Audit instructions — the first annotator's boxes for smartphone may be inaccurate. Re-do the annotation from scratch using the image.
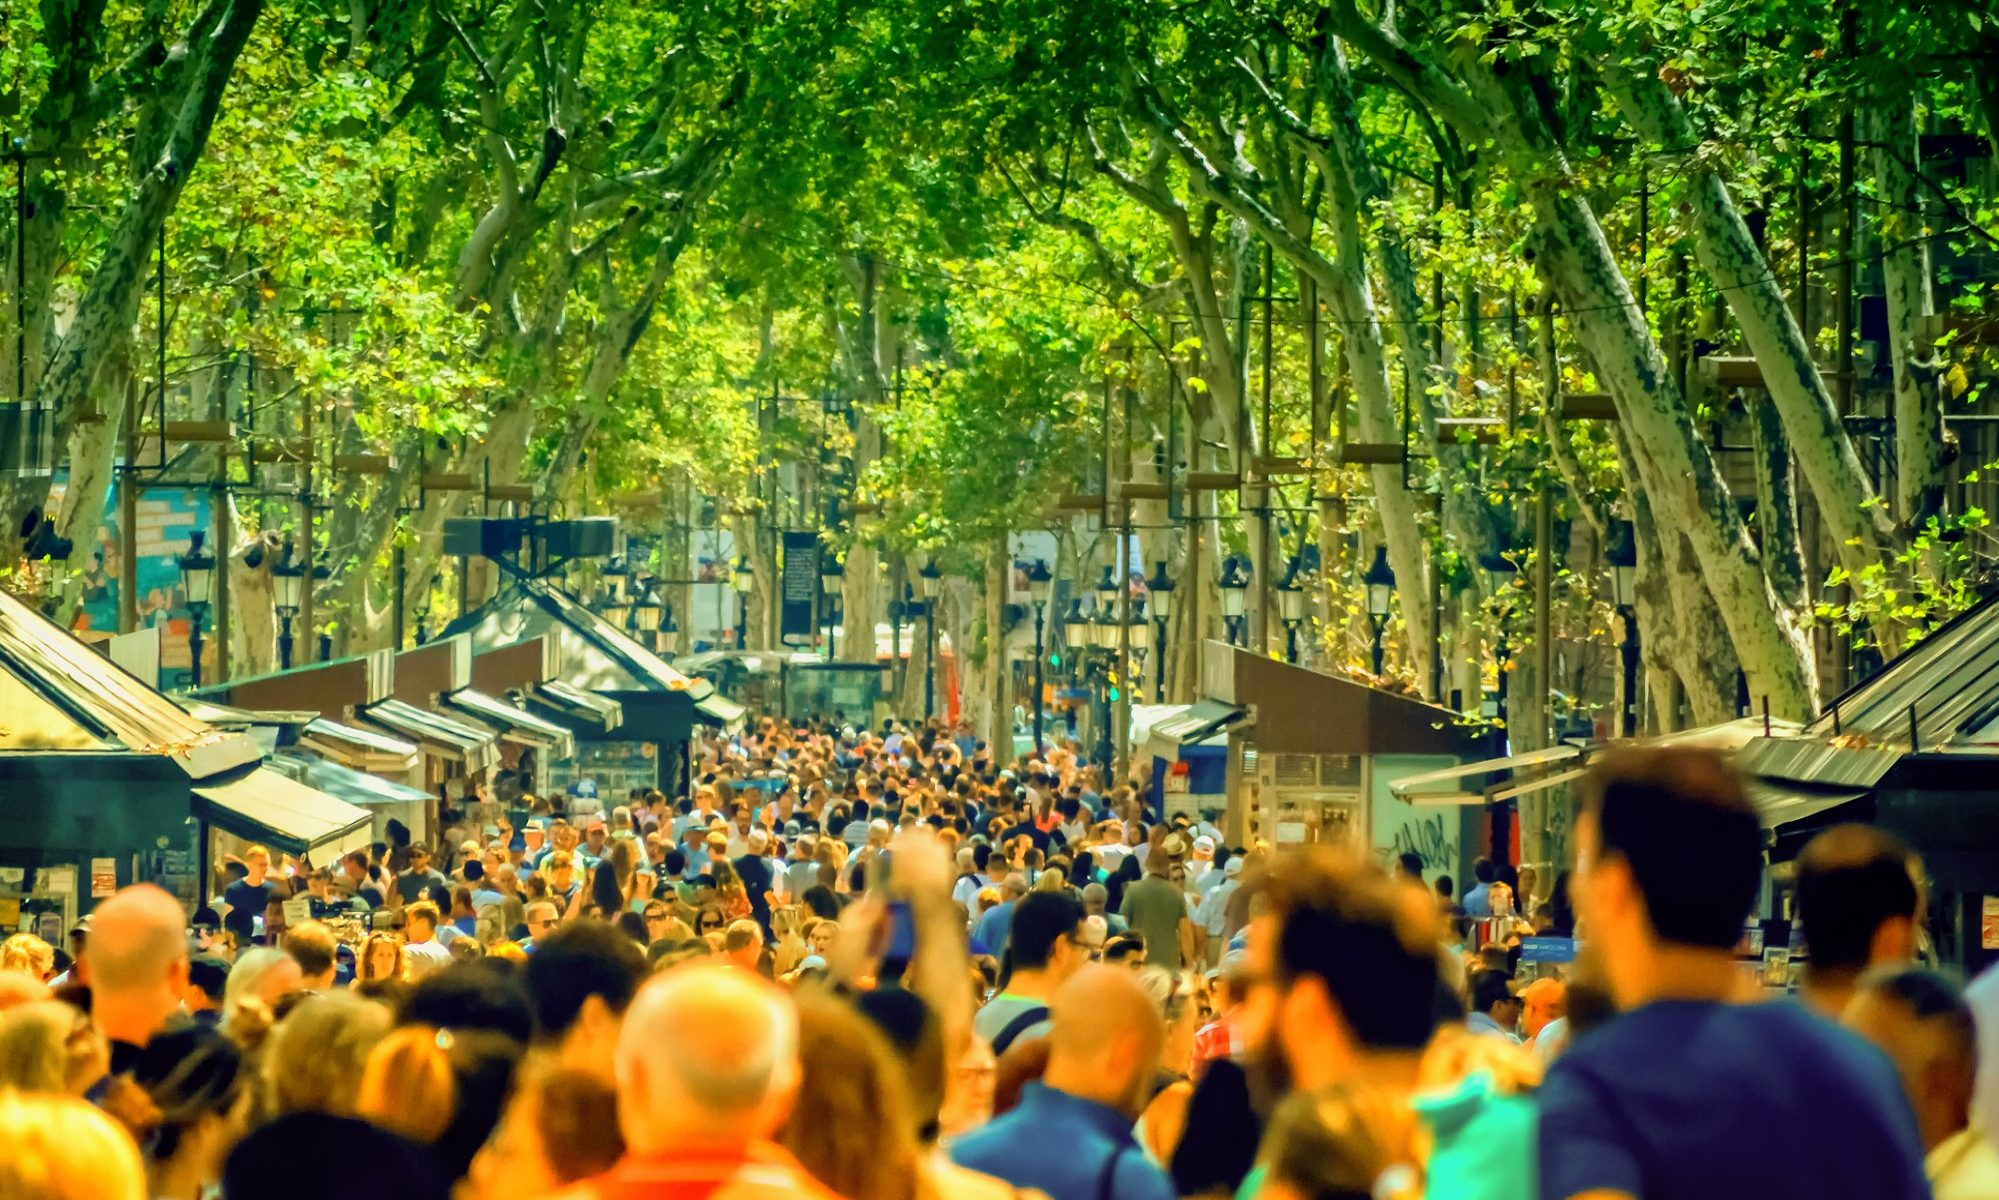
[883,900,916,966]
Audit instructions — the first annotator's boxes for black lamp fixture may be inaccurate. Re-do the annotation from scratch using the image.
[1219,556,1250,647]
[178,531,216,687]
[1363,544,1396,676]
[1606,518,1640,737]
[272,537,304,670]
[1277,557,1307,664]
[731,556,753,648]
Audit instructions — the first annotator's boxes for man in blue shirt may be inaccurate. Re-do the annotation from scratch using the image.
[1538,747,1930,1200]
[952,963,1175,1200]
[1461,856,1495,917]
[973,873,1029,959]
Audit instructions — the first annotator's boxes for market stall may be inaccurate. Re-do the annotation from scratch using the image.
[1189,641,1484,881]
[440,579,729,795]
[1736,590,1999,971]
[0,590,371,926]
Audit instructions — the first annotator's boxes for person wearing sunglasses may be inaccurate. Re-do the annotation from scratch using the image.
[642,903,694,946]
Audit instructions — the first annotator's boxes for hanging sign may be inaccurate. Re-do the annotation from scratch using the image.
[780,532,821,644]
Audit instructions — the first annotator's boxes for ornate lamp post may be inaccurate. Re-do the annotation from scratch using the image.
[1277,559,1307,664]
[1364,544,1396,677]
[1606,519,1640,737]
[1146,560,1174,701]
[1219,556,1250,647]
[818,554,844,659]
[272,538,303,670]
[919,558,942,719]
[1027,558,1052,752]
[178,532,216,688]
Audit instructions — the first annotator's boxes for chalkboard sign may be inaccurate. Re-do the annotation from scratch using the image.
[780,532,820,644]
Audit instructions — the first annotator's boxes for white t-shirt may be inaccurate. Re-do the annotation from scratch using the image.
[403,938,452,980]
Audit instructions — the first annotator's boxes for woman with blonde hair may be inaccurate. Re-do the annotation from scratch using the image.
[355,1025,457,1145]
[0,1000,105,1094]
[0,1088,146,1200]
[0,932,55,982]
[605,838,651,912]
[262,992,392,1117]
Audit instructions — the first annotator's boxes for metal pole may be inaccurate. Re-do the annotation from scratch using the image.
[1115,519,1131,781]
[188,607,205,688]
[278,613,294,671]
[1032,603,1046,754]
[1371,616,1386,677]
[1535,488,1554,747]
[925,605,936,719]
[392,540,406,649]
[1619,611,1640,738]
[1155,613,1169,702]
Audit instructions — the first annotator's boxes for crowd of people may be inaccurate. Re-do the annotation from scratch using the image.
[1,716,1996,1200]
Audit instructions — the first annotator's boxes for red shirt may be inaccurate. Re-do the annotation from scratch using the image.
[556,1140,842,1200]
[1190,1014,1243,1082]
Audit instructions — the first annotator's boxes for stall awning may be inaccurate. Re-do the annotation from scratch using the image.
[444,689,576,759]
[192,767,374,861]
[358,700,500,774]
[695,693,748,735]
[1153,700,1250,745]
[1391,745,1585,805]
[300,718,422,774]
[529,681,623,733]
[269,750,434,807]
[1749,780,1870,835]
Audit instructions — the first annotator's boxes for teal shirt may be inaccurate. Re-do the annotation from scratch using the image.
[1413,1071,1538,1200]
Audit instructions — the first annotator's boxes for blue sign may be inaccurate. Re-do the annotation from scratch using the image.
[1518,936,1577,964]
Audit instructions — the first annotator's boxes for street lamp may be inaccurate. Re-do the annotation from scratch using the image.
[919,558,942,719]
[633,585,663,647]
[1277,559,1307,664]
[601,554,629,607]
[1478,547,1519,731]
[1146,560,1174,701]
[1606,518,1640,737]
[819,554,844,659]
[1364,544,1396,677]
[731,556,754,648]
[272,538,304,670]
[1219,556,1250,646]
[178,531,216,688]
[1027,559,1052,752]
[1092,604,1120,768]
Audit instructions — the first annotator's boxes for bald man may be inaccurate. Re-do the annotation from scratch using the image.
[1846,968,1999,1200]
[950,963,1175,1200]
[554,964,838,1200]
[84,884,190,1073]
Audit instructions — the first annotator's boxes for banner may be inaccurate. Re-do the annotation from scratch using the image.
[780,531,820,645]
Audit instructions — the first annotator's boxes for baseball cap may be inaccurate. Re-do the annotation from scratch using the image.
[585,818,608,832]
[1207,948,1251,983]
[1224,857,1244,878]
[1193,835,1215,854]
[569,780,599,799]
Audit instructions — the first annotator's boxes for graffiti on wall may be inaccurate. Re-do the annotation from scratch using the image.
[1389,811,1460,874]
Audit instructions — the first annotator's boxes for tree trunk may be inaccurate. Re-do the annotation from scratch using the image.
[1607,65,1896,578]
[1862,93,1946,527]
[1750,396,1808,611]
